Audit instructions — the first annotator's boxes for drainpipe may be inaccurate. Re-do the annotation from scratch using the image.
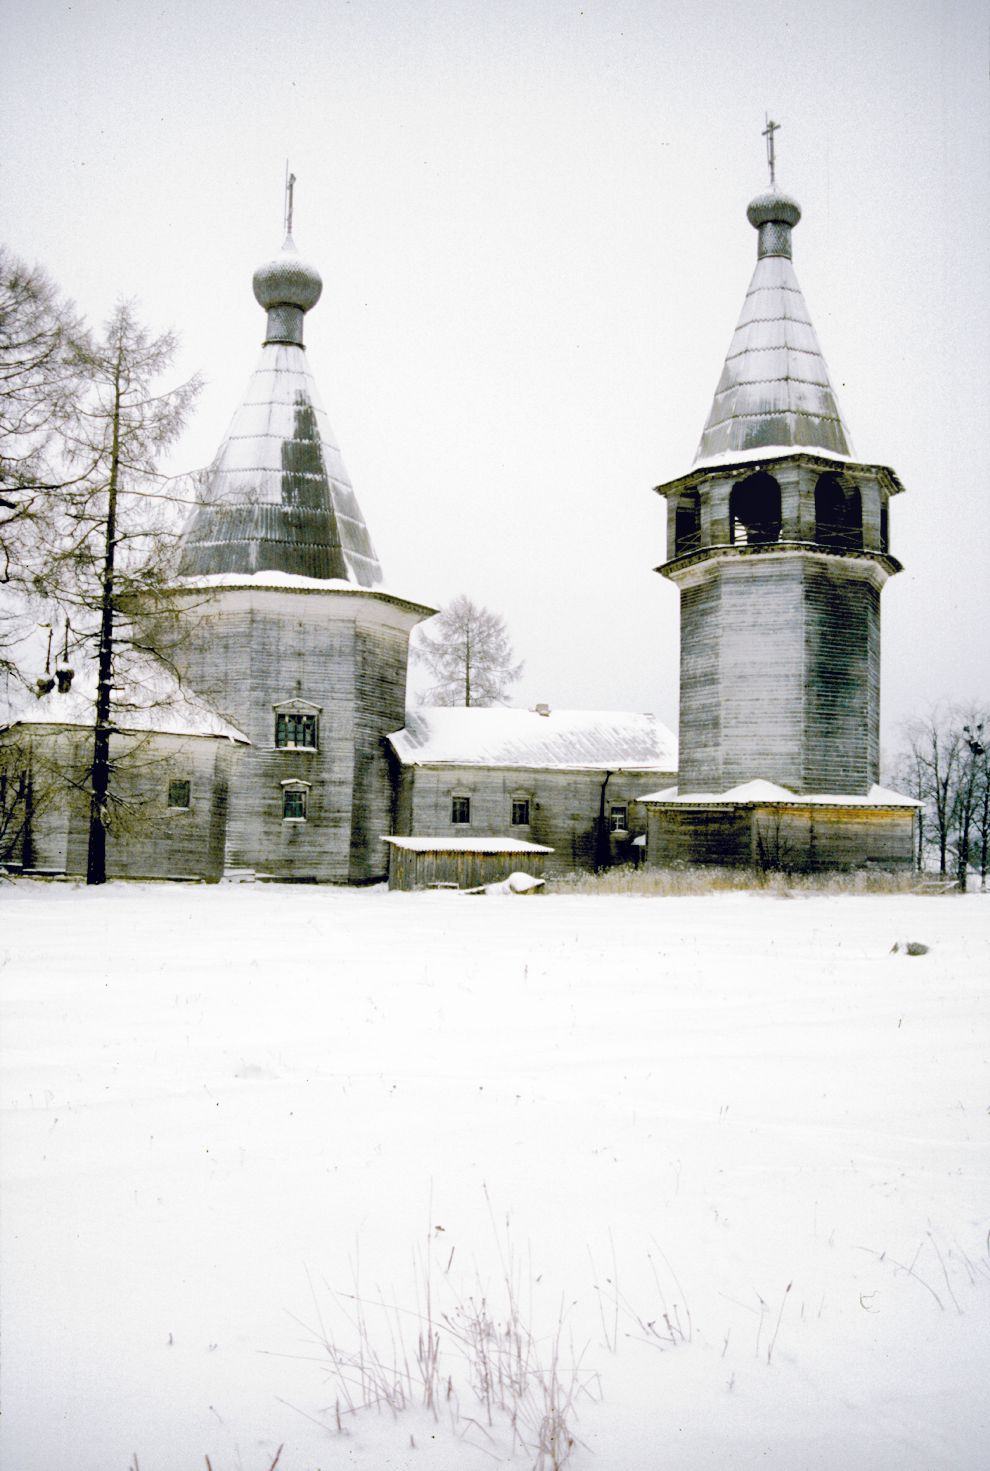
[596,771,612,873]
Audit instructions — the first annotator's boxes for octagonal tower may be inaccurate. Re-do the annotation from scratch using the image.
[176,222,434,882]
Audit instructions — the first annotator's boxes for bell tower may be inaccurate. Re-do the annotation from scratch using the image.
[647,135,916,868]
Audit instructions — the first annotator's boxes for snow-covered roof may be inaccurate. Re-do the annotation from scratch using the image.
[382,835,553,854]
[1,631,249,744]
[388,707,678,771]
[176,570,435,613]
[639,780,921,809]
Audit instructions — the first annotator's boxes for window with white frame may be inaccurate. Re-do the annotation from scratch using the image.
[281,779,311,820]
[273,700,321,750]
[511,796,530,826]
[609,804,628,833]
[451,794,471,825]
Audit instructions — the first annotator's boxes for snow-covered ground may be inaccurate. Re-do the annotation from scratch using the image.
[1,881,987,1471]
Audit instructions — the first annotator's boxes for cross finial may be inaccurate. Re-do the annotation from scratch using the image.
[763,115,780,187]
[284,163,297,237]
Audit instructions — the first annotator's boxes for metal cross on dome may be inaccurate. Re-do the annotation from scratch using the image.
[763,116,780,186]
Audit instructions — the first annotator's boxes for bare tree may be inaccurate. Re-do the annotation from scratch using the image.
[899,705,989,888]
[0,247,88,678]
[34,301,201,884]
[902,708,965,876]
[414,593,523,707]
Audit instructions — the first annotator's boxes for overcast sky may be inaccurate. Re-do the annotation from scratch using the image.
[4,0,988,748]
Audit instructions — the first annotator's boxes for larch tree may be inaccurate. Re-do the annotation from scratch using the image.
[37,301,201,885]
[414,593,523,707]
[0,246,89,681]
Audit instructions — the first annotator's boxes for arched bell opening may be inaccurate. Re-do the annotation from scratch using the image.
[814,472,863,550]
[730,472,781,546]
[674,488,702,555]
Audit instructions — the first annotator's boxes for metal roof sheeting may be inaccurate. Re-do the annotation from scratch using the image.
[694,204,854,466]
[178,344,382,585]
[389,707,677,771]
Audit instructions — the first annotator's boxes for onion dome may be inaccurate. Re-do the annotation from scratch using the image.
[251,235,323,348]
[693,182,853,465]
[253,235,323,313]
[177,231,383,586]
[746,187,802,260]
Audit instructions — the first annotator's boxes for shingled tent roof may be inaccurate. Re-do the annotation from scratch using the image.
[694,186,854,467]
[178,233,383,586]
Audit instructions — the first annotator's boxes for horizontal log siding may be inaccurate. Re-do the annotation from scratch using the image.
[173,590,419,883]
[678,578,722,791]
[678,552,883,797]
[349,623,414,883]
[802,564,880,793]
[720,558,805,790]
[4,728,234,880]
[648,806,752,867]
[399,765,674,875]
[647,802,914,871]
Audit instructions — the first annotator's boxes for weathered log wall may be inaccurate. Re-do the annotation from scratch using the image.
[647,802,915,871]
[677,552,882,796]
[395,764,674,875]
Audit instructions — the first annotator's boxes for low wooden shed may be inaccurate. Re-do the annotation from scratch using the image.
[382,835,553,891]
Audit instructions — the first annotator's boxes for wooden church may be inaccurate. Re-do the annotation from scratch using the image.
[1,150,916,882]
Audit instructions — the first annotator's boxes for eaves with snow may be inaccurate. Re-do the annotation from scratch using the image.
[639,779,920,808]
[389,707,677,772]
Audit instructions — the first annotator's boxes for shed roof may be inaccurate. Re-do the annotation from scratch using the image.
[382,836,553,854]
[389,707,677,771]
[1,629,248,744]
[639,780,920,809]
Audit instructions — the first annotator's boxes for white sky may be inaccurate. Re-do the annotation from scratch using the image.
[4,0,988,746]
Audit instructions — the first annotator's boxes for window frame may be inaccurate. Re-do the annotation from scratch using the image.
[510,796,531,827]
[280,778,312,822]
[609,803,629,834]
[273,699,322,752]
[450,794,471,825]
[167,778,191,811]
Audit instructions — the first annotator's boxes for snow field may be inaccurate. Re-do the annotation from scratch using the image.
[1,882,988,1470]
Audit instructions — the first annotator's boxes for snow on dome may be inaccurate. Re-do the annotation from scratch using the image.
[252,235,323,313]
[746,187,802,230]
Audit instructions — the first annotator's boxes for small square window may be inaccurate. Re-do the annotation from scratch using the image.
[511,798,530,826]
[451,795,471,825]
[168,779,190,809]
[275,712,318,749]
[283,787,307,820]
[609,804,628,833]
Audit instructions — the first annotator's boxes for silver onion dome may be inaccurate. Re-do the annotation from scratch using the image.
[253,234,323,312]
[746,188,802,230]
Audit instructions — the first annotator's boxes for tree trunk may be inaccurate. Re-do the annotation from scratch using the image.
[86,348,122,885]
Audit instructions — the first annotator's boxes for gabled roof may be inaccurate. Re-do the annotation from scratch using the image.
[178,234,383,587]
[694,187,854,467]
[389,707,677,772]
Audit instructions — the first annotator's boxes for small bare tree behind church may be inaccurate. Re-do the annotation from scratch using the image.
[415,594,523,706]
